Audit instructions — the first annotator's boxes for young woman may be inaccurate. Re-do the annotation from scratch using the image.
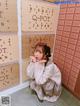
[27,42,62,102]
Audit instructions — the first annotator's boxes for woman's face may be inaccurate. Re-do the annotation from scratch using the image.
[34,46,44,61]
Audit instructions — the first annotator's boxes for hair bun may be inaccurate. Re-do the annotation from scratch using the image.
[44,45,51,57]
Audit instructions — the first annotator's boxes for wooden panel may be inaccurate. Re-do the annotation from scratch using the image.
[0,63,19,91]
[0,33,19,65]
[22,0,60,33]
[22,33,30,59]
[22,59,29,82]
[22,33,55,59]
[0,0,18,32]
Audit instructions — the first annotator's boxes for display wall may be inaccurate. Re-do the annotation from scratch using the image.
[0,0,80,100]
[0,0,59,91]
[0,0,19,91]
[53,3,80,99]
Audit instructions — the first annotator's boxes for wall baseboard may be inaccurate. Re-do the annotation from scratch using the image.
[0,81,29,96]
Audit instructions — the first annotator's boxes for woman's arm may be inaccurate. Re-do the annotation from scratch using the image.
[27,57,36,79]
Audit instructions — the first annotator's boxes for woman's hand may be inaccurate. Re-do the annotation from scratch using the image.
[30,56,36,62]
[30,56,47,63]
[39,59,47,63]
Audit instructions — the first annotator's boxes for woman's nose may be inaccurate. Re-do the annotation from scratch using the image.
[35,52,39,56]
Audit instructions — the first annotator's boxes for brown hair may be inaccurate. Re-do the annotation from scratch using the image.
[35,42,51,65]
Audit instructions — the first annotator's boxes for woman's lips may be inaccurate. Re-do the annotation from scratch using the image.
[35,57,39,61]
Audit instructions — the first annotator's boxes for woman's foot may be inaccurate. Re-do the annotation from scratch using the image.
[37,97,43,103]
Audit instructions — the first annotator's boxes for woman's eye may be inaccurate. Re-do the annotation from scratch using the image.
[39,51,42,53]
[38,50,42,53]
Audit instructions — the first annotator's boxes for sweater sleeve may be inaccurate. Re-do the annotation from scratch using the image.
[27,62,35,79]
[50,64,61,85]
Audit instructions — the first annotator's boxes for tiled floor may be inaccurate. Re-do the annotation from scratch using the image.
[11,87,80,106]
